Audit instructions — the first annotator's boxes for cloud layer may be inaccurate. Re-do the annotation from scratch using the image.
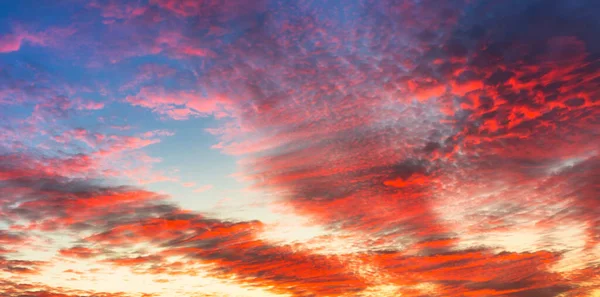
[1,0,599,296]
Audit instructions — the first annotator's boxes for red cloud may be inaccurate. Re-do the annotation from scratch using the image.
[0,257,47,275]
[85,214,371,296]
[58,247,102,259]
[2,0,600,296]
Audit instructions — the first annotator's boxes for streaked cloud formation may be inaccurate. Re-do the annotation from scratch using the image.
[1,0,599,296]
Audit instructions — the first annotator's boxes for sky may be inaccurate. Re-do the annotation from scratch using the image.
[0,0,599,296]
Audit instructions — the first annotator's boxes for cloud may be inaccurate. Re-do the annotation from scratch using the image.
[0,34,22,53]
[0,26,75,53]
[0,257,47,275]
[0,151,173,232]
[0,279,148,297]
[58,246,103,259]
[187,0,600,247]
[84,213,372,296]
[150,0,266,20]
[1,0,600,296]
[193,184,213,193]
[126,87,231,120]
[0,150,370,295]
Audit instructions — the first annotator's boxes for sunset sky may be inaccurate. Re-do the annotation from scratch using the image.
[1,0,599,296]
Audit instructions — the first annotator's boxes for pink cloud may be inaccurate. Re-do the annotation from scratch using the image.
[193,184,213,193]
[126,87,232,120]
[75,99,105,110]
[0,34,22,53]
[177,46,215,57]
[151,0,266,21]
[0,27,75,53]
[88,0,147,21]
